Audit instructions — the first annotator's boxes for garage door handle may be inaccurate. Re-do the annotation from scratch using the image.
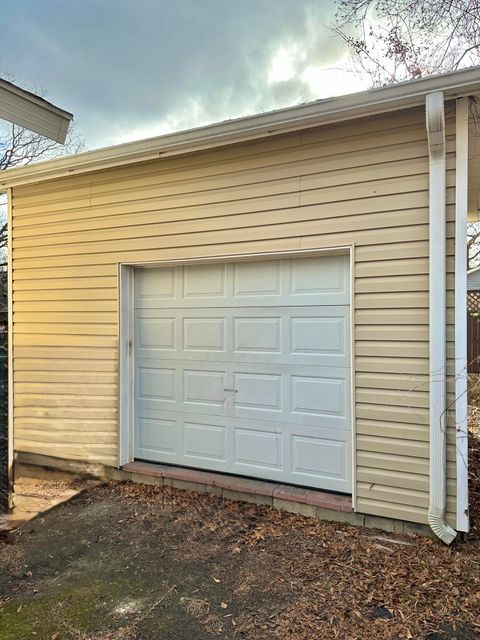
[223,388,237,392]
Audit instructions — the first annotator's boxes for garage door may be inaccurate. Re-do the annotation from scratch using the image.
[133,254,351,493]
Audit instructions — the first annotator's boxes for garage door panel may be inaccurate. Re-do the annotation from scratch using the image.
[183,263,226,298]
[136,417,177,458]
[135,254,349,308]
[234,428,282,470]
[291,436,347,480]
[134,256,351,493]
[290,316,347,357]
[134,407,349,491]
[136,317,176,350]
[183,317,226,352]
[183,370,227,410]
[291,375,347,418]
[137,367,176,402]
[184,422,227,462]
[233,317,282,353]
[135,266,176,301]
[136,410,347,443]
[136,306,350,367]
[233,260,281,297]
[290,256,348,299]
[234,372,282,412]
[136,360,349,428]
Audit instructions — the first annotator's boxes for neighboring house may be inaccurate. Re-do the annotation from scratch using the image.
[467,266,480,372]
[468,265,480,290]
[0,77,72,143]
[1,68,479,544]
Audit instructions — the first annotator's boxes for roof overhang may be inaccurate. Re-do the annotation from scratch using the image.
[0,78,73,145]
[2,66,480,189]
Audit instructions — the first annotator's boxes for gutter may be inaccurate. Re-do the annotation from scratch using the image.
[426,91,457,544]
[1,66,480,188]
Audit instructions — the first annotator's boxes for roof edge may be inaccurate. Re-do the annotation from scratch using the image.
[2,66,480,189]
[0,78,74,121]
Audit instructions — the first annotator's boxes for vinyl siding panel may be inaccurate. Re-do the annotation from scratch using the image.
[10,105,460,528]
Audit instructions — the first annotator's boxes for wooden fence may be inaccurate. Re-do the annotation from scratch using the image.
[468,314,480,373]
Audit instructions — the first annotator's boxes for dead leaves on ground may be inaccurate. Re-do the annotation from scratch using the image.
[4,425,480,640]
[102,430,480,640]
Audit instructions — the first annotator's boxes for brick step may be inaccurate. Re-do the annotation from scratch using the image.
[122,461,352,513]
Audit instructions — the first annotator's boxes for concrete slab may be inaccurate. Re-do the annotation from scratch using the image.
[0,469,89,534]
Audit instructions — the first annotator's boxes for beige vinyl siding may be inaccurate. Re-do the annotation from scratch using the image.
[10,104,459,527]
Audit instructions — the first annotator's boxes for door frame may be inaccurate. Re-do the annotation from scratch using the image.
[118,245,356,504]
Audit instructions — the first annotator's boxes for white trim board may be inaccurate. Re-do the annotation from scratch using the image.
[118,264,135,467]
[349,244,357,511]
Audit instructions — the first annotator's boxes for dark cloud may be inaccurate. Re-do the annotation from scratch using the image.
[0,0,356,148]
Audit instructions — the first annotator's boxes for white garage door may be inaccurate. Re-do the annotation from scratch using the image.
[133,254,351,493]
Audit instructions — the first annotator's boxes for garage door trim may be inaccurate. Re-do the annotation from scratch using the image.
[118,245,355,503]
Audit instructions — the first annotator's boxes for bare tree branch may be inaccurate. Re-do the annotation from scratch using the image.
[334,0,480,86]
[333,1,480,269]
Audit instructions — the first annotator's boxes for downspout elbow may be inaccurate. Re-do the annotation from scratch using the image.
[428,508,457,544]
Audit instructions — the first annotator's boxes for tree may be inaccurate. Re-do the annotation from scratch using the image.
[334,1,480,269]
[334,0,480,86]
[468,222,480,271]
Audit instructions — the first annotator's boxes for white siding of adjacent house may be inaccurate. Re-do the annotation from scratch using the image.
[468,267,480,290]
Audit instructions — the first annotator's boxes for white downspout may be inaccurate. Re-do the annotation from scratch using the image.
[426,91,457,544]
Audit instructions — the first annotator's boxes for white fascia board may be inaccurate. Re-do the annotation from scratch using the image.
[0,78,73,144]
[2,66,480,189]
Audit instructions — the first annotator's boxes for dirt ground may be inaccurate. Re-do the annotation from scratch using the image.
[0,464,479,640]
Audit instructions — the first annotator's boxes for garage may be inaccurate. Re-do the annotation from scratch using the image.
[133,253,351,493]
[7,73,475,536]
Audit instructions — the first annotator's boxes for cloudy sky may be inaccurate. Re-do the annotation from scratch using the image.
[1,0,367,150]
